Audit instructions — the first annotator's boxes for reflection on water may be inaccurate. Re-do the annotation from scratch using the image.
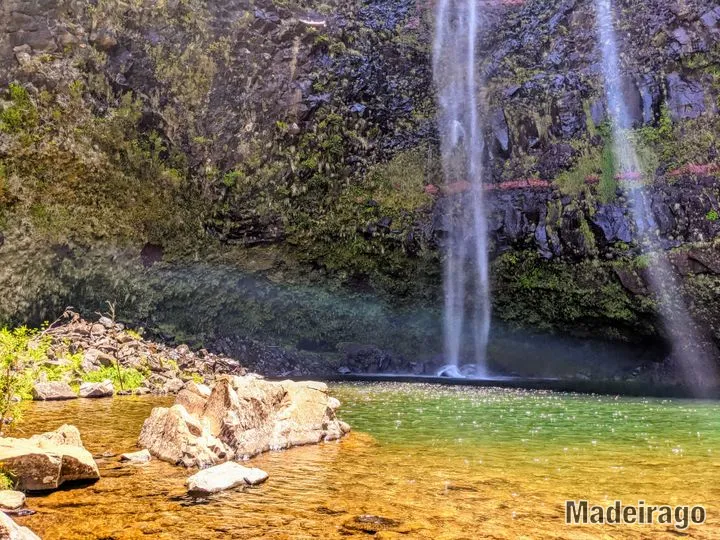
[11,383,720,539]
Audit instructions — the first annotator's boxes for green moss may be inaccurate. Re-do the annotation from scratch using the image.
[0,83,38,133]
[555,146,601,198]
[598,142,618,201]
[492,251,655,339]
[637,105,720,170]
[0,84,205,248]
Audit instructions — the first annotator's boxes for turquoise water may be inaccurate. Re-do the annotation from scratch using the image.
[336,383,720,454]
[16,383,720,539]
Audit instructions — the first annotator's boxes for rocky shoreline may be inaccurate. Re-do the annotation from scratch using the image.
[0,315,351,539]
[28,311,247,399]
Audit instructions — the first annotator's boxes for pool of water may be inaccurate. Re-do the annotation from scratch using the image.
[12,383,720,539]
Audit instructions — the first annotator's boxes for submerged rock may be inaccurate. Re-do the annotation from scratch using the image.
[0,511,40,540]
[342,515,404,534]
[31,382,76,401]
[138,375,350,468]
[0,490,25,510]
[79,380,114,398]
[0,425,99,491]
[119,449,151,464]
[186,461,268,495]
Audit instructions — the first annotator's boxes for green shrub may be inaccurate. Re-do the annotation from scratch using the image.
[82,365,146,391]
[0,472,14,490]
[0,327,50,431]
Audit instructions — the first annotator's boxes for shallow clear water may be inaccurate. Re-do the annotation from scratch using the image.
[12,383,720,539]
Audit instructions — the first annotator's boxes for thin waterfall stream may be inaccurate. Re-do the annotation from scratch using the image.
[595,0,719,392]
[433,0,491,378]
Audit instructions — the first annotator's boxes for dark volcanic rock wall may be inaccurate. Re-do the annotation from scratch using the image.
[1,0,720,376]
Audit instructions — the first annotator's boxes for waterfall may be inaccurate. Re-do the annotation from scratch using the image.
[595,0,719,391]
[433,0,490,377]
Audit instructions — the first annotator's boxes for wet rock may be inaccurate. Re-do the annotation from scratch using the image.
[666,72,706,120]
[0,425,99,491]
[338,343,394,373]
[119,449,151,464]
[138,375,350,468]
[0,490,25,510]
[700,8,720,29]
[0,511,40,540]
[140,243,163,267]
[536,143,576,180]
[79,380,114,398]
[590,205,632,244]
[186,461,268,495]
[490,108,511,157]
[31,382,76,401]
[614,268,648,296]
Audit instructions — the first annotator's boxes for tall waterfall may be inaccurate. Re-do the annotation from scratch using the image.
[595,0,718,390]
[433,0,490,376]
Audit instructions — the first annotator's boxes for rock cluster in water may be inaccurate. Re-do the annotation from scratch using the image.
[138,375,350,468]
[32,314,246,397]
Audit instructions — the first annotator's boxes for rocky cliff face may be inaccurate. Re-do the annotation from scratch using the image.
[1,0,719,376]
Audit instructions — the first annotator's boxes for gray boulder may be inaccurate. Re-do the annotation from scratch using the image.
[31,382,76,401]
[79,380,114,398]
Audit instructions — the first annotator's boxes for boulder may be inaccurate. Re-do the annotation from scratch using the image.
[0,491,25,510]
[79,380,114,398]
[175,389,207,417]
[0,511,40,540]
[186,461,268,495]
[184,381,212,398]
[163,378,185,394]
[137,405,228,468]
[31,382,76,401]
[0,426,99,491]
[139,375,351,467]
[29,424,84,447]
[119,449,151,464]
